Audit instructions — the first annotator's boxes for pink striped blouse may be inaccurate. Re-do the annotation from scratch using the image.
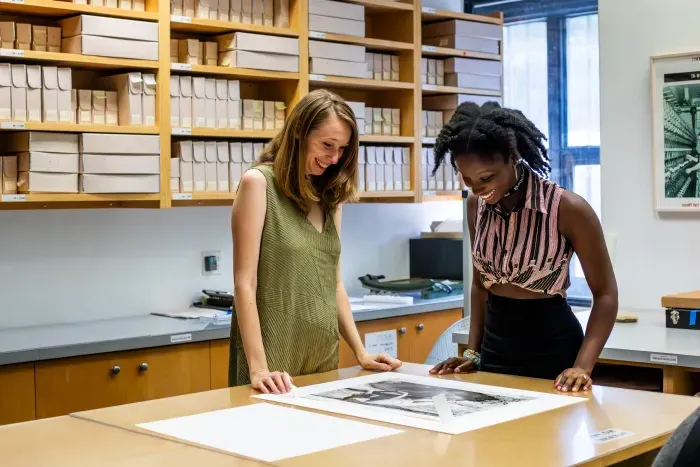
[472,165,573,297]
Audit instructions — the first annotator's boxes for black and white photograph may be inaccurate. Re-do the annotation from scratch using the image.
[652,51,700,211]
[305,378,535,421]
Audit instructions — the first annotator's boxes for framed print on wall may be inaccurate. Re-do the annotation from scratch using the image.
[651,51,700,212]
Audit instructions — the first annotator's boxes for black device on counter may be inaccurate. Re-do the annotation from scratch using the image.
[200,290,234,309]
[409,237,463,281]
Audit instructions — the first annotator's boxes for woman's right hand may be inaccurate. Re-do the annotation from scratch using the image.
[429,357,476,375]
[250,369,293,394]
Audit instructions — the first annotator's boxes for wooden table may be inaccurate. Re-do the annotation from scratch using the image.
[41,362,697,467]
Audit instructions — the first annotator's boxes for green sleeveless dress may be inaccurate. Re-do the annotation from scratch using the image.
[228,164,341,386]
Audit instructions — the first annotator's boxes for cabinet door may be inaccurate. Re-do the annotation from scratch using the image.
[339,316,411,368]
[140,342,211,400]
[35,351,145,419]
[210,339,230,390]
[408,308,463,364]
[0,363,36,425]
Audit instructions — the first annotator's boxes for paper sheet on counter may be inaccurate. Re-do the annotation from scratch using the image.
[137,403,403,462]
[364,329,398,358]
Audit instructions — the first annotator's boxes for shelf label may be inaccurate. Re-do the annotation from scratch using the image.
[1,194,25,202]
[590,429,634,445]
[422,45,437,53]
[309,31,326,39]
[170,333,193,344]
[424,191,436,197]
[421,6,436,13]
[0,48,24,57]
[171,63,192,71]
[310,74,326,81]
[1,121,25,129]
[171,15,192,23]
[0,0,25,4]
[172,127,192,135]
[423,84,437,91]
[650,353,678,365]
[172,193,193,200]
[423,138,436,144]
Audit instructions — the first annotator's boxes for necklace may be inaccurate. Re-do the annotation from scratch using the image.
[502,161,524,199]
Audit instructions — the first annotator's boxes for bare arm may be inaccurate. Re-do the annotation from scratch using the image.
[466,193,488,353]
[231,169,269,377]
[334,206,401,371]
[558,191,618,374]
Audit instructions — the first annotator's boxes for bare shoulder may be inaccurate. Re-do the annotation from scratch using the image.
[466,192,479,225]
[239,167,267,191]
[557,189,600,235]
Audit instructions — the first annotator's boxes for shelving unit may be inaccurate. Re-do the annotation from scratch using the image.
[0,0,501,209]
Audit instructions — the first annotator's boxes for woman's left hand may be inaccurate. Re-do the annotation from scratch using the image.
[554,367,592,392]
[358,352,403,372]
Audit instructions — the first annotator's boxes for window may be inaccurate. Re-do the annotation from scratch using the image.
[474,1,600,304]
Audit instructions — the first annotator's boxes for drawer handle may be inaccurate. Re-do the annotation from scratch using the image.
[139,362,149,371]
[398,327,406,335]
[111,365,121,375]
[416,323,424,331]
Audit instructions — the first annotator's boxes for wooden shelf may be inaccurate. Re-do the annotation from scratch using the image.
[172,128,277,139]
[310,75,413,91]
[0,193,161,209]
[420,7,502,25]
[0,49,159,70]
[170,16,298,36]
[171,192,235,206]
[0,0,158,21]
[359,135,414,144]
[422,84,501,96]
[422,190,462,202]
[171,63,299,81]
[0,122,159,134]
[359,191,415,199]
[340,0,413,13]
[421,45,501,61]
[310,32,413,52]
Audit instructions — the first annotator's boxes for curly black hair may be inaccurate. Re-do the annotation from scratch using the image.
[432,101,550,178]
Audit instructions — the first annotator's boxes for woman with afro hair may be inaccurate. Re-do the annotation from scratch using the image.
[429,101,618,393]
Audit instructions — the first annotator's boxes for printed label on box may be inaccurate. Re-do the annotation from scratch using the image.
[650,353,678,364]
[171,333,193,343]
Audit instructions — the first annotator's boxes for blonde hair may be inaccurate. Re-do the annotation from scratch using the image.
[256,89,359,214]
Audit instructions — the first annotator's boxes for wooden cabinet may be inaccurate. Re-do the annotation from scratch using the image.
[35,342,211,419]
[338,308,463,368]
[0,363,36,426]
[210,340,231,390]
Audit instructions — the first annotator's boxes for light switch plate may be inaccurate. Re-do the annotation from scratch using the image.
[202,250,222,276]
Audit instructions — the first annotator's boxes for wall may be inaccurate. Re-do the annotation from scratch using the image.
[599,0,700,309]
[0,201,461,329]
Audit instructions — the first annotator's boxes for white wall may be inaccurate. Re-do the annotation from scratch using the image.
[599,0,700,309]
[0,201,461,329]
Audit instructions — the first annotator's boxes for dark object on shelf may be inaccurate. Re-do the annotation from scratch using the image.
[409,237,463,281]
[357,274,464,299]
[200,289,233,309]
[665,308,700,330]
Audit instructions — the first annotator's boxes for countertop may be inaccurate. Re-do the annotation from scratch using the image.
[452,308,700,369]
[0,294,464,366]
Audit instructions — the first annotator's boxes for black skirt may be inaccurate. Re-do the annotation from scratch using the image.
[480,292,584,380]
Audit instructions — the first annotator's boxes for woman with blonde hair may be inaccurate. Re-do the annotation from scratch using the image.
[229,89,402,394]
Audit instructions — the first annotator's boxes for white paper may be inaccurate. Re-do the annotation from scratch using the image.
[350,303,379,312]
[137,403,402,462]
[589,428,634,444]
[365,330,398,358]
[255,372,585,435]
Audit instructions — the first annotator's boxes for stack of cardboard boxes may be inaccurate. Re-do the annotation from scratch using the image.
[175,39,218,66]
[422,93,501,128]
[171,0,290,28]
[421,58,444,85]
[0,22,61,52]
[99,72,157,126]
[172,139,265,193]
[345,100,364,135]
[79,133,160,193]
[357,145,410,193]
[59,15,158,61]
[366,53,400,82]
[422,18,502,55]
[70,0,146,12]
[421,145,462,192]
[217,32,299,72]
[8,132,80,194]
[170,75,245,130]
[363,107,400,136]
[309,40,367,79]
[309,0,365,37]
[0,65,72,124]
[421,110,444,138]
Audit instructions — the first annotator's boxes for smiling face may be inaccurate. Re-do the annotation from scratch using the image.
[304,114,351,176]
[454,152,518,204]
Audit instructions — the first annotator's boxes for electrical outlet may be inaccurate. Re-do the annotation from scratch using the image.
[202,250,222,276]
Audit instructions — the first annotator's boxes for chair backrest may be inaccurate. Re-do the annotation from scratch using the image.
[423,317,470,366]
